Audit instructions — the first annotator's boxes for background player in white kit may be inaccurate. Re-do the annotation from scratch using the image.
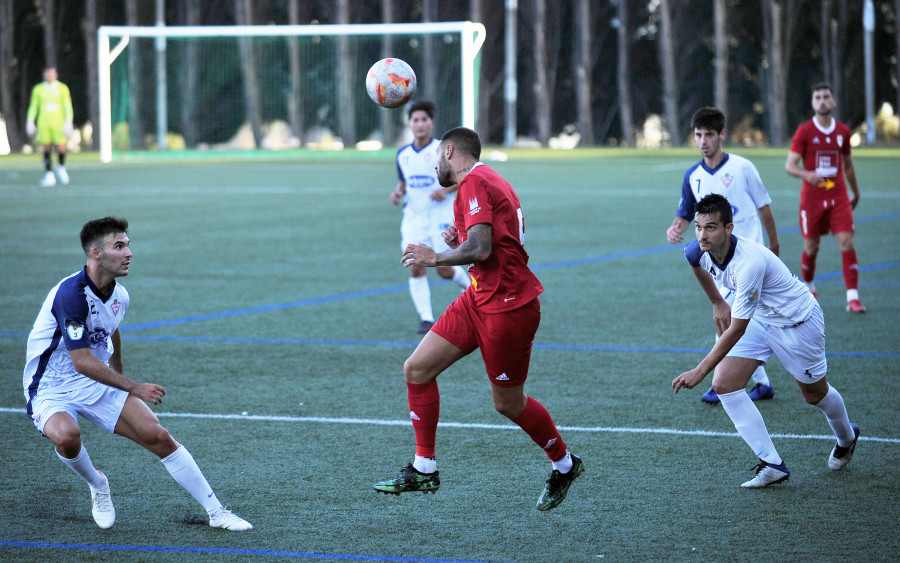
[391,100,470,333]
[672,194,859,488]
[23,217,251,531]
[666,107,781,405]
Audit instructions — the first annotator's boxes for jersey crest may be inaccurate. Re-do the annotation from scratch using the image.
[721,173,734,188]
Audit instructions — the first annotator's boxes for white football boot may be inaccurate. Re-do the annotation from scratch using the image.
[741,459,790,488]
[40,170,57,187]
[90,471,116,529]
[209,507,253,531]
[56,165,70,185]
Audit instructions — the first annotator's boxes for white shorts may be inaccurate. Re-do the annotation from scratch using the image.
[29,381,128,435]
[400,211,453,253]
[727,306,827,382]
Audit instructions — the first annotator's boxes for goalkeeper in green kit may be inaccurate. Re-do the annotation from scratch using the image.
[27,66,73,187]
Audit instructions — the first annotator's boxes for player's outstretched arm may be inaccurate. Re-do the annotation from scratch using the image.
[757,205,780,257]
[666,217,689,244]
[672,317,749,393]
[69,348,165,405]
[692,266,730,335]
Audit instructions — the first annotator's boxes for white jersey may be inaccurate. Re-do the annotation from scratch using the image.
[396,138,454,219]
[685,235,817,327]
[23,268,129,415]
[677,153,772,244]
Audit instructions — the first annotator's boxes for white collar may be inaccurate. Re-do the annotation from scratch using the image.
[812,117,836,135]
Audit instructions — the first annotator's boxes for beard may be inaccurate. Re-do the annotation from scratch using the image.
[437,157,455,187]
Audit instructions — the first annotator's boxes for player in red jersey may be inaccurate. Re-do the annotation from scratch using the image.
[373,127,583,511]
[785,83,866,313]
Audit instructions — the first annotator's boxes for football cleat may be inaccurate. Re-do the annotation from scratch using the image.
[829,423,860,471]
[748,383,775,401]
[700,386,721,404]
[741,459,790,488]
[90,471,115,529]
[56,166,70,185]
[846,299,866,313]
[40,171,56,187]
[373,464,440,495]
[416,320,435,334]
[536,454,584,511]
[209,507,253,531]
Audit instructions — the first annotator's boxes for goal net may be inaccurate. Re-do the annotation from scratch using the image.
[98,22,485,162]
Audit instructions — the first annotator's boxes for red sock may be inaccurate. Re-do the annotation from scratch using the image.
[842,249,859,291]
[801,251,816,283]
[511,397,568,462]
[407,381,440,458]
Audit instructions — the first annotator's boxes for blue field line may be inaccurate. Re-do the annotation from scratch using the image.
[817,260,900,280]
[0,541,510,562]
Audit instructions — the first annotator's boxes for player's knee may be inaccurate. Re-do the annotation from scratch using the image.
[53,431,82,456]
[143,424,175,448]
[403,358,431,384]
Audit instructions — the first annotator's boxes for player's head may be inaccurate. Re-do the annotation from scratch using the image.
[436,127,481,187]
[80,217,132,276]
[695,194,733,227]
[694,194,734,251]
[690,107,726,160]
[407,99,435,140]
[811,82,835,116]
[43,66,58,83]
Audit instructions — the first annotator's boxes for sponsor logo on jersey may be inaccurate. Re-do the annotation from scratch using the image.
[721,173,734,188]
[495,373,509,381]
[410,411,421,421]
[66,322,84,341]
[111,299,120,316]
[90,328,110,347]
[407,175,436,189]
[468,197,481,215]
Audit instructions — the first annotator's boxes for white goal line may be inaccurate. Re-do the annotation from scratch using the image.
[1,407,896,444]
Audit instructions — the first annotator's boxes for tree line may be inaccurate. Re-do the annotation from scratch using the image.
[1,0,898,151]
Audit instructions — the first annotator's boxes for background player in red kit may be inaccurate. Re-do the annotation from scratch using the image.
[785,82,866,313]
[373,127,584,511]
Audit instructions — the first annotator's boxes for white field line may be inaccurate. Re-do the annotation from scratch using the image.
[2,407,897,444]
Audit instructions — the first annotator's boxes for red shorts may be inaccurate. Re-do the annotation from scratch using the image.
[799,198,854,238]
[432,291,540,388]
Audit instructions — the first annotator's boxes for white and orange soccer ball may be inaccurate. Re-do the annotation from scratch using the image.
[365,58,417,108]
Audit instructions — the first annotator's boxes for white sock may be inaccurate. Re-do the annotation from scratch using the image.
[413,455,437,474]
[814,385,855,446]
[57,445,107,489]
[160,445,222,515]
[846,289,859,302]
[750,366,771,386]
[718,389,782,465]
[805,280,816,292]
[551,451,573,474]
[409,276,434,322]
[451,266,471,290]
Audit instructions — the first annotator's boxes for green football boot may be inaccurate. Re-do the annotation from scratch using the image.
[536,454,584,511]
[374,464,440,495]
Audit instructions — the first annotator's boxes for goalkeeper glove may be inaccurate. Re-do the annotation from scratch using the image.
[26,120,36,137]
[63,119,73,137]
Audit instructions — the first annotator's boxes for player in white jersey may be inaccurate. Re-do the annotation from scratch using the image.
[391,100,470,334]
[666,108,781,405]
[672,194,859,488]
[23,217,251,531]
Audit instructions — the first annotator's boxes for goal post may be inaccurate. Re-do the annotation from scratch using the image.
[98,22,486,162]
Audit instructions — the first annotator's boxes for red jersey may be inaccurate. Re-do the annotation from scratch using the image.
[789,118,852,203]
[454,163,543,312]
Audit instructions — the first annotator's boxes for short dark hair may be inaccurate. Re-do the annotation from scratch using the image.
[691,107,725,133]
[80,217,129,254]
[407,99,435,120]
[695,194,732,225]
[811,82,833,95]
[440,126,481,160]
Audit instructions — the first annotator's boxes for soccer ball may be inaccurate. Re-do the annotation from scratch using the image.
[365,58,417,108]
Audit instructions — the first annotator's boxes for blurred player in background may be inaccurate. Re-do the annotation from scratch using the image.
[673,194,859,488]
[785,83,866,313]
[23,217,252,531]
[391,100,470,334]
[26,66,73,187]
[666,107,780,404]
[375,127,583,511]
